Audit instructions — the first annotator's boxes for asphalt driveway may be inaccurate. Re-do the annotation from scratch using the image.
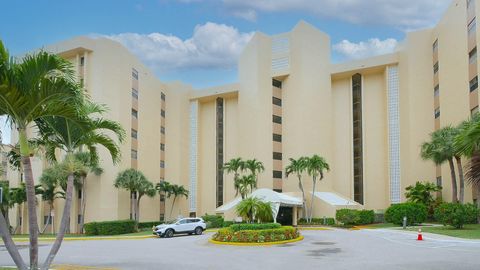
[1,228,479,270]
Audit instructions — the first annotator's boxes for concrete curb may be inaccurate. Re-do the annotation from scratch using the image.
[208,235,304,246]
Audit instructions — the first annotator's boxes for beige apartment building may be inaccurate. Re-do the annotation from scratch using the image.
[5,0,480,232]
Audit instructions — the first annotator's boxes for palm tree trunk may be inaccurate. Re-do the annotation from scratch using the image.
[297,174,307,219]
[41,203,52,234]
[309,177,317,223]
[135,194,141,231]
[448,158,459,203]
[455,156,465,204]
[21,155,39,269]
[13,206,21,234]
[41,172,75,270]
[0,211,28,270]
[170,196,177,219]
[79,176,87,234]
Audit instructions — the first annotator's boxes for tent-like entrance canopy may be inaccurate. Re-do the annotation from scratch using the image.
[215,188,303,222]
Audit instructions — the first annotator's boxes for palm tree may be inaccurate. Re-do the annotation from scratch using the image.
[235,174,256,199]
[35,103,124,270]
[39,165,67,234]
[0,40,85,270]
[223,158,246,197]
[421,127,461,203]
[305,155,330,223]
[285,157,308,218]
[156,180,172,221]
[167,184,189,219]
[235,197,272,223]
[244,159,265,191]
[114,169,156,227]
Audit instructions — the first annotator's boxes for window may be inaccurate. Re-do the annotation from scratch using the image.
[471,106,479,116]
[352,73,363,204]
[77,214,82,224]
[469,17,477,35]
[132,109,138,119]
[160,214,165,221]
[161,109,165,118]
[273,170,282,179]
[216,97,224,207]
[161,126,165,134]
[131,129,138,139]
[434,107,441,119]
[132,68,138,80]
[272,79,282,89]
[160,143,165,151]
[433,62,439,74]
[160,194,165,202]
[272,97,282,106]
[80,56,85,66]
[131,149,138,160]
[273,189,282,193]
[432,39,438,52]
[273,115,282,124]
[434,85,440,97]
[273,133,282,142]
[470,47,477,64]
[470,76,478,92]
[161,92,166,101]
[132,88,138,99]
[43,216,52,225]
[273,152,282,160]
[436,176,442,188]
[160,160,165,168]
[78,189,82,199]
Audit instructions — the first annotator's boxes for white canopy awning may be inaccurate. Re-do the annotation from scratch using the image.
[215,188,303,213]
[312,192,360,206]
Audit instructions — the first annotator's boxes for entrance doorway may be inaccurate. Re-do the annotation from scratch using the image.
[276,206,293,225]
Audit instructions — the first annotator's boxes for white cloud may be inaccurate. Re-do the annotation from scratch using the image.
[100,22,254,71]
[221,0,451,30]
[333,38,398,60]
[0,116,11,145]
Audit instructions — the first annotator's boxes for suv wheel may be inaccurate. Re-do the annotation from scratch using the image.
[195,227,203,235]
[165,229,174,238]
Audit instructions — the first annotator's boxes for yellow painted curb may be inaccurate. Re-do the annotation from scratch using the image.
[298,227,332,231]
[208,235,304,246]
[10,235,155,242]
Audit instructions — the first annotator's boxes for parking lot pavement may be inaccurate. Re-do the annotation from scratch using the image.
[1,229,479,270]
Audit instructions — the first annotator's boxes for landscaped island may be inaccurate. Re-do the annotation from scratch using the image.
[211,223,301,244]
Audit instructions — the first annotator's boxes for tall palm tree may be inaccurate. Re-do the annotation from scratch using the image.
[223,158,246,197]
[244,159,265,191]
[235,197,272,223]
[305,155,330,223]
[285,157,308,218]
[156,180,172,221]
[235,174,256,199]
[168,184,189,219]
[114,169,156,227]
[39,165,67,234]
[421,127,461,203]
[0,41,84,270]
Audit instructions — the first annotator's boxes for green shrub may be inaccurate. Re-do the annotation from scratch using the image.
[229,223,281,232]
[434,203,479,229]
[298,217,335,225]
[336,209,360,225]
[201,214,225,229]
[385,202,427,225]
[138,221,162,229]
[223,221,235,227]
[84,220,136,235]
[212,226,299,243]
[358,210,375,225]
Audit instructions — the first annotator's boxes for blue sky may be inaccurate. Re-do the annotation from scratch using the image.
[0,0,452,143]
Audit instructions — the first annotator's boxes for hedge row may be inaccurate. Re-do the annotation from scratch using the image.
[229,223,281,232]
[298,218,335,226]
[385,202,427,225]
[138,221,163,229]
[212,226,299,243]
[335,209,375,225]
[434,203,479,228]
[84,220,136,235]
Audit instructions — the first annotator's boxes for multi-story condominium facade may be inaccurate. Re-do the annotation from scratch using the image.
[5,0,480,232]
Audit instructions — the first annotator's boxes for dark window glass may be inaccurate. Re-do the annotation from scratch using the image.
[132,68,138,80]
[78,189,82,199]
[216,98,224,207]
[131,129,138,139]
[80,57,85,66]
[132,109,138,119]
[352,73,363,205]
[131,149,138,160]
[272,97,282,106]
[161,109,165,118]
[434,108,440,119]
[434,85,439,96]
[273,170,282,179]
[470,76,478,92]
[433,62,439,74]
[161,126,165,134]
[272,79,282,89]
[273,152,282,160]
[161,92,166,101]
[132,88,138,99]
[273,133,282,142]
[432,39,438,52]
[469,47,477,64]
[44,216,52,225]
[160,160,165,168]
[471,106,479,116]
[436,176,442,188]
[161,143,165,151]
[77,214,82,224]
[468,17,476,35]
[273,189,282,193]
[160,194,165,202]
[273,115,282,124]
[160,214,165,221]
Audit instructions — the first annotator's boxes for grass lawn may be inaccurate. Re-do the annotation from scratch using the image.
[407,224,480,239]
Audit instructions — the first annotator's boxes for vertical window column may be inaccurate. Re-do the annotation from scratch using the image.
[131,68,139,170]
[216,98,224,207]
[272,79,283,192]
[432,38,443,189]
[160,92,166,218]
[352,74,363,204]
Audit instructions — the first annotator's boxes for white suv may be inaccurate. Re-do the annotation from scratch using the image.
[154,218,206,238]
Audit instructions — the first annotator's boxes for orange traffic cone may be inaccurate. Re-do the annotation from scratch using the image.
[417,228,423,241]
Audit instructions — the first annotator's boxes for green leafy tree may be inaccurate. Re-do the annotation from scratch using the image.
[156,180,172,220]
[223,158,246,197]
[235,197,272,223]
[405,181,442,205]
[305,155,330,223]
[167,184,189,219]
[114,169,156,227]
[244,159,265,191]
[39,165,68,234]
[285,157,308,218]
[421,127,463,203]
